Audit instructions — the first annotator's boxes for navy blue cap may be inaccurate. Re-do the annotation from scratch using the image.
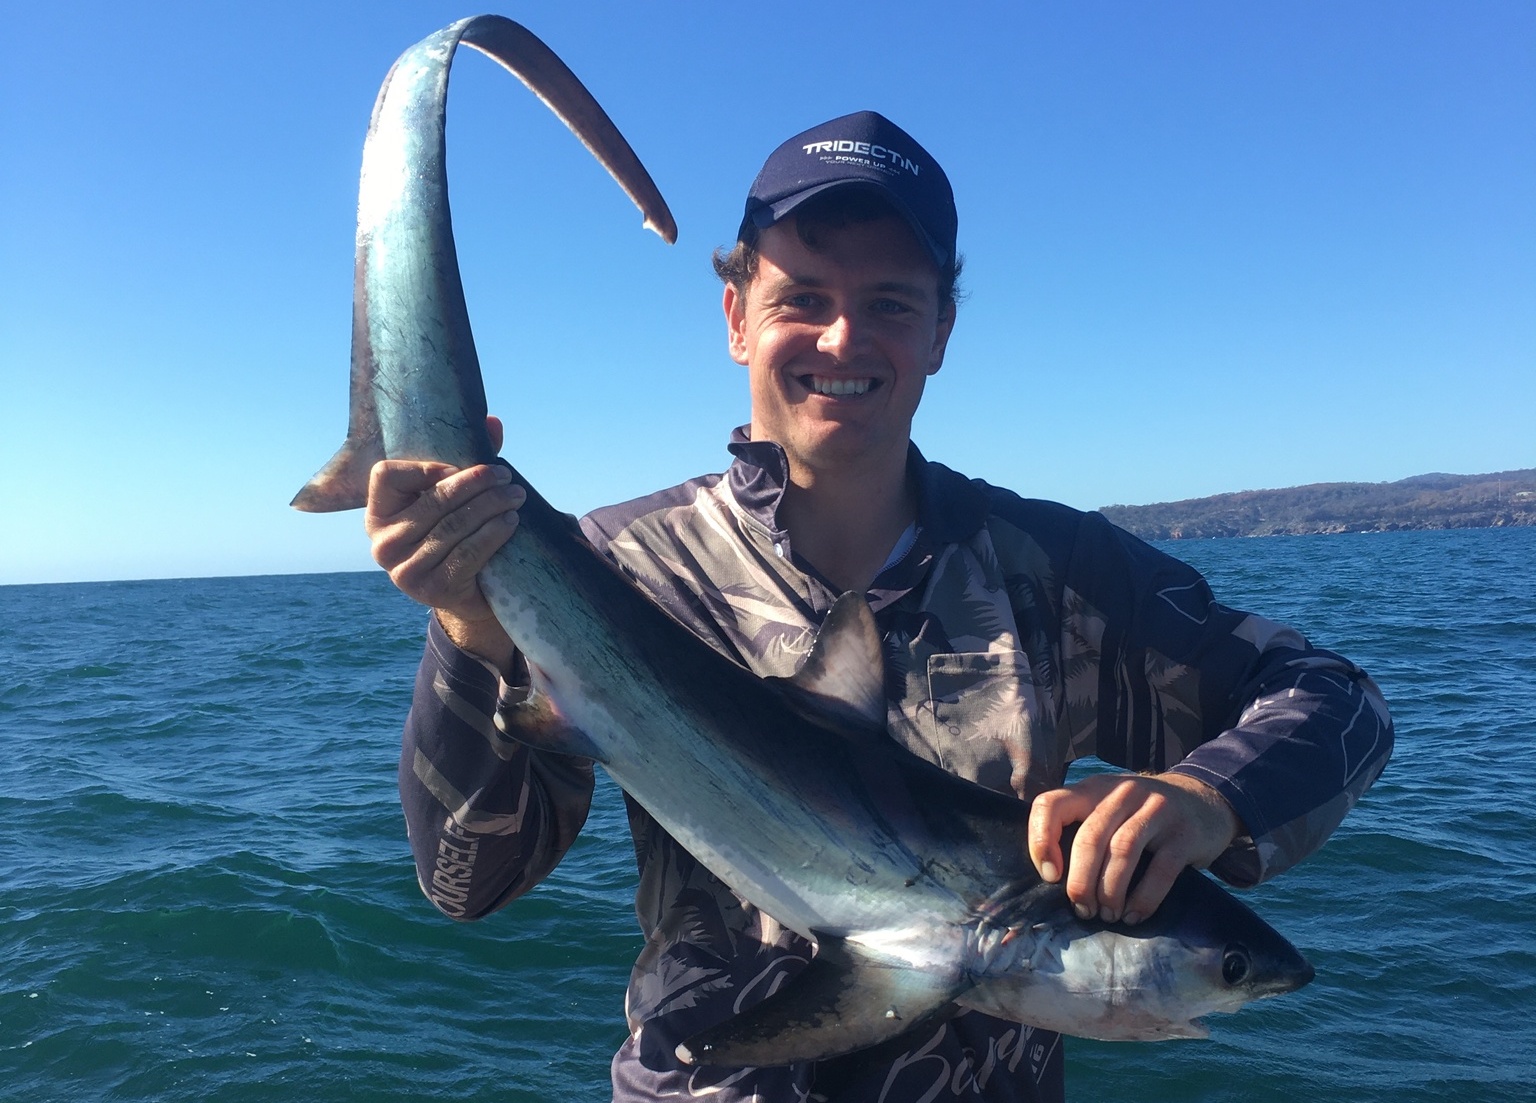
[741,111,957,268]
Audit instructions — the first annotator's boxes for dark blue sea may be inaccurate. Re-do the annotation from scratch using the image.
[3,527,1533,1101]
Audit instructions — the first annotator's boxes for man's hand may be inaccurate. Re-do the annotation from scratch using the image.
[1028,772,1242,926]
[365,416,524,675]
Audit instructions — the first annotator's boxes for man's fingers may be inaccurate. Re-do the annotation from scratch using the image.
[390,506,519,598]
[365,455,526,619]
[366,459,462,521]
[1031,774,1242,927]
[1064,799,1141,921]
[1032,775,1191,922]
[381,479,523,576]
[1122,847,1189,927]
[1029,786,1095,884]
[1092,794,1193,923]
[369,462,516,544]
[360,415,522,660]
[1090,815,1152,923]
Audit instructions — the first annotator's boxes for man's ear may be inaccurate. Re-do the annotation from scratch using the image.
[927,301,956,376]
[723,283,750,366]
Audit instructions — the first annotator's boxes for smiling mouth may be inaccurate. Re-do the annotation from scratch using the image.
[805,376,875,396]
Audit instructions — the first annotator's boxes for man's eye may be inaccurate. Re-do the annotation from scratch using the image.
[872,299,912,316]
[785,293,820,310]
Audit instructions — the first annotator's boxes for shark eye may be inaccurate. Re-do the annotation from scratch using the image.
[1222,944,1252,985]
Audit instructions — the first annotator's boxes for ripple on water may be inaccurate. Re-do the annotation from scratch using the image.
[4,535,1534,1102]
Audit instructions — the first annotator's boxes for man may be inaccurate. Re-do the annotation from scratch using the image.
[366,112,1392,1101]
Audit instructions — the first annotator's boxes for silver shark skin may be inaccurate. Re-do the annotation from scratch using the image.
[294,15,1315,1068]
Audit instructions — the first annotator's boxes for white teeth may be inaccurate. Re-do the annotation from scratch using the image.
[809,377,872,396]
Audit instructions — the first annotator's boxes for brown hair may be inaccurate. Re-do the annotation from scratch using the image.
[712,188,963,310]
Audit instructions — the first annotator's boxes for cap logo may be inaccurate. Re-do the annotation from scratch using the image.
[800,139,921,177]
[745,112,953,265]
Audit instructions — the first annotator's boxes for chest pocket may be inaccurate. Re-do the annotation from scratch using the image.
[927,651,1057,800]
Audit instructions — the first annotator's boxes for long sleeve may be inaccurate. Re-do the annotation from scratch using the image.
[398,615,596,919]
[1061,511,1393,887]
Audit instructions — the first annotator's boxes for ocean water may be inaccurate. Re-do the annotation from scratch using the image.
[2,527,1533,1101]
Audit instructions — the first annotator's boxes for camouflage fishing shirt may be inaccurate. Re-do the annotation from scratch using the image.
[399,430,1393,1102]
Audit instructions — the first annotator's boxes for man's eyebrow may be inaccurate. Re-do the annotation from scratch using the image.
[870,279,935,301]
[759,273,823,293]
[761,274,934,300]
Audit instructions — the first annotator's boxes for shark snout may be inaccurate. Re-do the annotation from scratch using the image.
[1221,932,1315,1000]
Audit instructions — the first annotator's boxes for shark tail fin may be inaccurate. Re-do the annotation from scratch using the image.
[675,934,967,1069]
[292,14,674,517]
[457,16,676,245]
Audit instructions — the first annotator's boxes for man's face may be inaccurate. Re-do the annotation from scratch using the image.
[724,214,954,484]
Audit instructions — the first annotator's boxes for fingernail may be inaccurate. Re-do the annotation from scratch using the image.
[1073,903,1093,920]
[503,511,520,524]
[492,466,512,482]
[1123,911,1142,926]
[1039,860,1059,883]
[1099,906,1118,923]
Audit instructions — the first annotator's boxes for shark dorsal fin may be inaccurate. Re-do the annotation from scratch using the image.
[771,592,887,731]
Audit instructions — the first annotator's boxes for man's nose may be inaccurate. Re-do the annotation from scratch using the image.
[816,313,869,358]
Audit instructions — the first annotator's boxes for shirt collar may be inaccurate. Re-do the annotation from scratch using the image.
[724,425,989,548]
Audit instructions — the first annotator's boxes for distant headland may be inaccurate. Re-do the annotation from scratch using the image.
[1099,469,1536,540]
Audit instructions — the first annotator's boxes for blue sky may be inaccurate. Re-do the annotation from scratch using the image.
[2,1,1531,585]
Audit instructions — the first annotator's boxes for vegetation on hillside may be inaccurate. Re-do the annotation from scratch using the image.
[1099,470,1536,540]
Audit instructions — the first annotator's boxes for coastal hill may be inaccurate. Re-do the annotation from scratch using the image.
[1099,469,1536,540]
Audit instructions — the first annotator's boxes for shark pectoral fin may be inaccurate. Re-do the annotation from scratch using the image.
[675,935,965,1068]
[498,689,604,762]
[770,592,887,732]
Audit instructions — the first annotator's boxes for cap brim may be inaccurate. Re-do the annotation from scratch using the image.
[745,180,949,268]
